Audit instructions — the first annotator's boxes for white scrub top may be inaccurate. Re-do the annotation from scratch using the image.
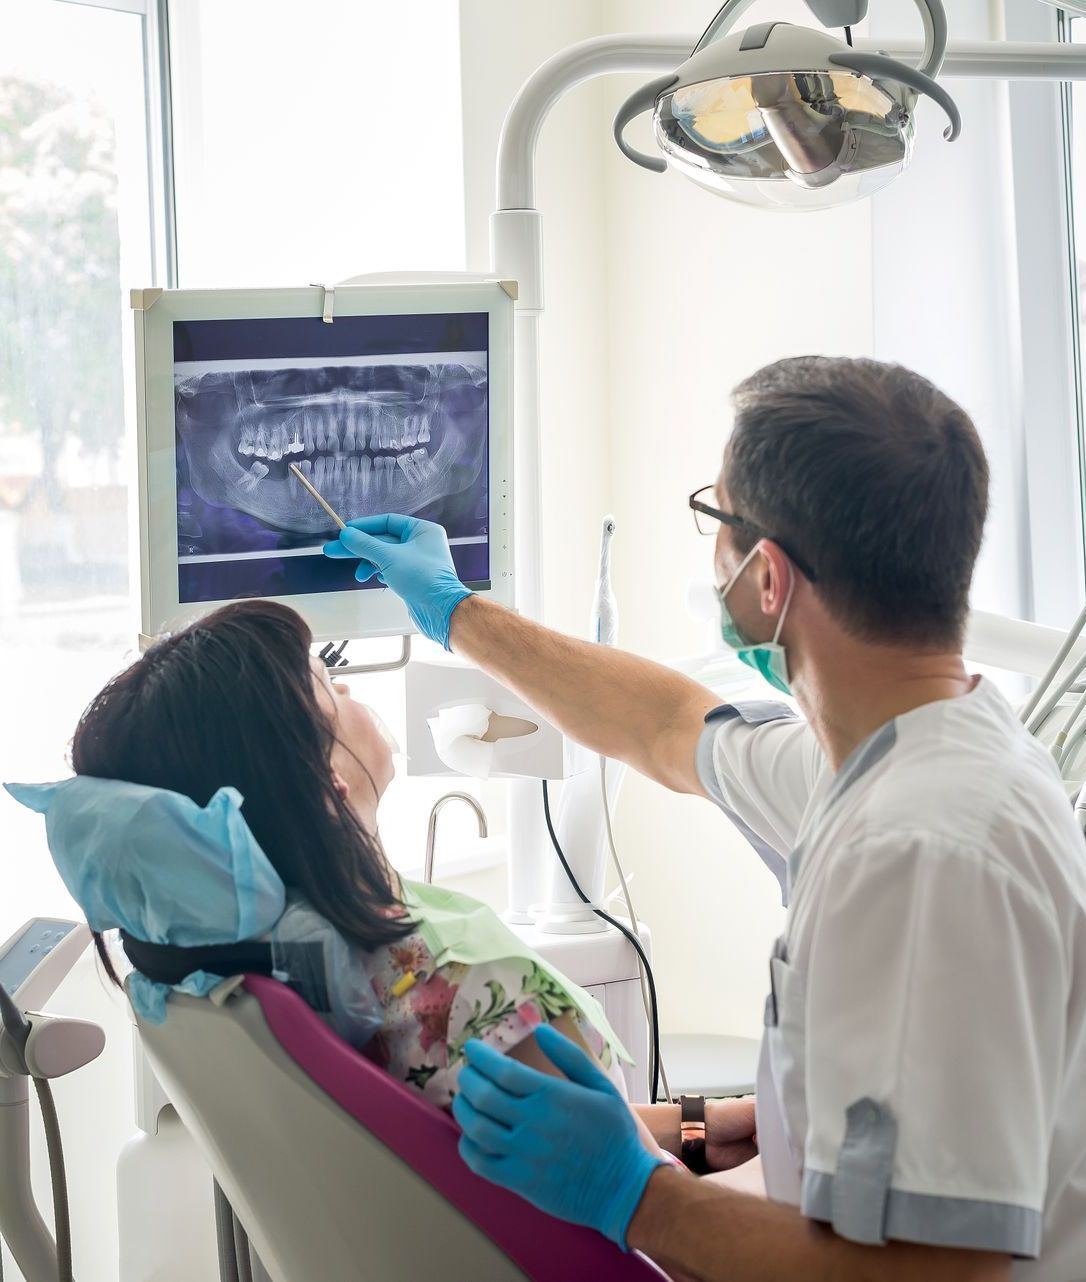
[696,679,1086,1277]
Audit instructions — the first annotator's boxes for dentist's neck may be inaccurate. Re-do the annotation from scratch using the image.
[792,622,973,772]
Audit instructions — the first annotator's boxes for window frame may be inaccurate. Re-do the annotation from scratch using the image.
[57,0,177,287]
[991,0,1086,625]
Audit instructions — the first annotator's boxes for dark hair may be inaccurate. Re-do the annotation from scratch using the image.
[73,599,411,982]
[723,356,989,647]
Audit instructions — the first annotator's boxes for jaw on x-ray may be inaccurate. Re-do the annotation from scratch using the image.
[175,360,488,537]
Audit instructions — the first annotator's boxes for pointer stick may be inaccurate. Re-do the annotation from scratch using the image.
[288,462,346,531]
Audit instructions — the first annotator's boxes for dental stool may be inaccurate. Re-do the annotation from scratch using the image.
[659,1032,760,1098]
[134,974,671,1282]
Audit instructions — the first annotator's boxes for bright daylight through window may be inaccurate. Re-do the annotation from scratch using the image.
[1067,12,1086,519]
[0,2,478,934]
[0,1,153,939]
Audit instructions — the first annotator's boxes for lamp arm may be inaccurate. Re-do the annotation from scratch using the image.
[911,0,949,79]
[613,74,680,174]
[803,1,869,25]
[698,0,947,79]
[693,0,764,53]
[829,50,961,140]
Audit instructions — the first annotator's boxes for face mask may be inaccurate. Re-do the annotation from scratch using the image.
[718,543,795,696]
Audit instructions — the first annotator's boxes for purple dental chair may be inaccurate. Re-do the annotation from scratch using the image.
[133,972,673,1281]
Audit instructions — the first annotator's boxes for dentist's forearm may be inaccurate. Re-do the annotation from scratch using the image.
[628,1169,1010,1282]
[447,596,718,793]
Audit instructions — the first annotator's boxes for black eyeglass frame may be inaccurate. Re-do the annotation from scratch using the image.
[689,487,818,583]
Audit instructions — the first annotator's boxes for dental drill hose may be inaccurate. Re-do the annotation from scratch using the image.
[33,1078,72,1282]
[542,780,662,1104]
[0,984,73,1282]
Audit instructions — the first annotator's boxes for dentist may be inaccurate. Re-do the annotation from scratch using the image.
[324,356,1086,1281]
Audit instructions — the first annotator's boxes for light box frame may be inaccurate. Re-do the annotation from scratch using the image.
[132,280,514,643]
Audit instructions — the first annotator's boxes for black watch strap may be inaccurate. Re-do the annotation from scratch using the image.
[680,1094,710,1175]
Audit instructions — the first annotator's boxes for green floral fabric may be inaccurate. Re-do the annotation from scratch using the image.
[364,929,615,1112]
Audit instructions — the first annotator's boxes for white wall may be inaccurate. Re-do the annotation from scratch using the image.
[458,0,874,1042]
[460,0,615,640]
[600,0,874,1041]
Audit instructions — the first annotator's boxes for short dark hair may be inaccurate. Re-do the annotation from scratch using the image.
[72,599,412,986]
[723,356,989,647]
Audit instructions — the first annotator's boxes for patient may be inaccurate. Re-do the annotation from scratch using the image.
[70,599,629,1114]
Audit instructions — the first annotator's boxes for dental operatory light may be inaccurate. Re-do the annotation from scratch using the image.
[614,0,961,211]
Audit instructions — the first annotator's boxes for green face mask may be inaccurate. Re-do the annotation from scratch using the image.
[718,543,795,696]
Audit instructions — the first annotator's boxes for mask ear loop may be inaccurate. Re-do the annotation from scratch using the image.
[769,551,796,647]
[720,542,762,598]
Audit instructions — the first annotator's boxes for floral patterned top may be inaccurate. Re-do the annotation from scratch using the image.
[362,925,615,1112]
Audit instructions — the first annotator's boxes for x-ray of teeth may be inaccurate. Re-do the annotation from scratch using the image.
[175,359,488,539]
[170,309,493,608]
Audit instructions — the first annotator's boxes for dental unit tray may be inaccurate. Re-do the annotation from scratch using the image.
[132,280,515,643]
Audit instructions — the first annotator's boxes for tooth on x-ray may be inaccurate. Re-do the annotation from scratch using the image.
[174,362,487,535]
[239,461,269,492]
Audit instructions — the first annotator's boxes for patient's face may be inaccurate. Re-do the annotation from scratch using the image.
[310,659,395,813]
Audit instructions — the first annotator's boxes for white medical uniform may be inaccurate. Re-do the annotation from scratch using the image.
[696,678,1086,1277]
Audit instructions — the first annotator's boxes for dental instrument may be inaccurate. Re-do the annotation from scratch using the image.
[287,463,345,531]
[590,517,670,1100]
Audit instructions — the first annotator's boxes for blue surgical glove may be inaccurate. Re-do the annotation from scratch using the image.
[322,514,472,650]
[451,1025,668,1249]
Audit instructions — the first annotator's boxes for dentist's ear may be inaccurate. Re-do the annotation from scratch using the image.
[757,540,794,616]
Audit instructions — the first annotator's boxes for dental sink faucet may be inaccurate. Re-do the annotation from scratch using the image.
[424,793,489,884]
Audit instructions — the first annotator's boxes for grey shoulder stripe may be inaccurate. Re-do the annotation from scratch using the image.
[803,1171,1043,1258]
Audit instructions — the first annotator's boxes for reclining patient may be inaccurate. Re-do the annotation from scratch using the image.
[12,599,639,1116]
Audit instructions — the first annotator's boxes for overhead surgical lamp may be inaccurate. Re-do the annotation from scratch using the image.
[614,0,961,210]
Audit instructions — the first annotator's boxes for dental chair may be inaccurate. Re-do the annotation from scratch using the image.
[134,973,671,1282]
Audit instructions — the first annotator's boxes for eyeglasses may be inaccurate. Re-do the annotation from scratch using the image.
[688,486,818,582]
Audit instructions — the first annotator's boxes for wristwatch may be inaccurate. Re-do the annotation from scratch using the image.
[680,1094,711,1175]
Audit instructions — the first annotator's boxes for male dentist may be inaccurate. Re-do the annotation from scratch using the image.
[325,356,1086,1281]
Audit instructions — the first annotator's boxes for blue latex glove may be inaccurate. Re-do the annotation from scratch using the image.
[322,514,472,650]
[451,1024,668,1249]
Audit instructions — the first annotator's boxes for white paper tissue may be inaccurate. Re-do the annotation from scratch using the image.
[426,704,497,778]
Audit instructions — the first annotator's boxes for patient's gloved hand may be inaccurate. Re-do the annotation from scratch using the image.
[452,1025,668,1249]
[322,514,472,650]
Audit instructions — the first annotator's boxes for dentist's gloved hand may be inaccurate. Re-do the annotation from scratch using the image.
[322,514,472,650]
[452,1024,668,1249]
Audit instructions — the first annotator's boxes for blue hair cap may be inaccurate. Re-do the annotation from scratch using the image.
[4,777,286,1023]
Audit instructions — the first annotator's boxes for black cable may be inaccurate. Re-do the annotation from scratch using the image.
[844,25,854,45]
[33,1077,73,1282]
[541,780,662,1103]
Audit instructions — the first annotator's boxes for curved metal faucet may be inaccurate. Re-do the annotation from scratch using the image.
[424,793,489,884]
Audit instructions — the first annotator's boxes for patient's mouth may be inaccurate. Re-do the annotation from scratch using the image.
[174,362,487,535]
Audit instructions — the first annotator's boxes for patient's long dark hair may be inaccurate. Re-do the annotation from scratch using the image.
[72,599,411,982]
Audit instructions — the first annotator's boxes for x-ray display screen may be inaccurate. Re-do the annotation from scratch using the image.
[172,313,490,604]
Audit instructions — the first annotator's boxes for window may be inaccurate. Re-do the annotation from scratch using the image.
[0,0,165,941]
[1063,11,1086,568]
[169,0,467,287]
[167,0,494,880]
[0,1,490,918]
